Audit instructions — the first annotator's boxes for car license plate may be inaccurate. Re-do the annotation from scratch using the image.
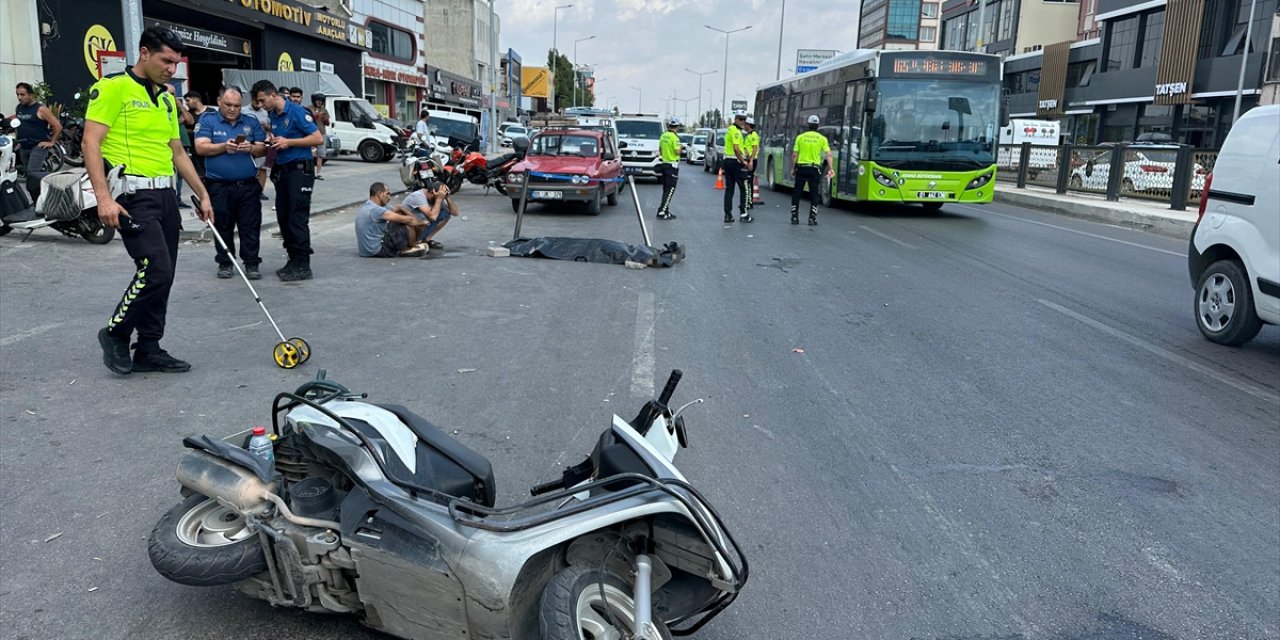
[532,190,563,200]
[916,191,949,199]
[624,166,644,175]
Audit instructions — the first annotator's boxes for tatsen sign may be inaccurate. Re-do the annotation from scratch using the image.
[1155,82,1188,97]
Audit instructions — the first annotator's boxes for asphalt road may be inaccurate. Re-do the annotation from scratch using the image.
[1,162,1276,640]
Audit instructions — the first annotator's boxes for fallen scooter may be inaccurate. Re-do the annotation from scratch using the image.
[148,370,748,639]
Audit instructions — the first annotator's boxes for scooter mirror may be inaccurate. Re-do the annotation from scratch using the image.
[8,118,19,129]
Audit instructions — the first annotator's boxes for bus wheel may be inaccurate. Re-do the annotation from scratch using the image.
[767,159,783,192]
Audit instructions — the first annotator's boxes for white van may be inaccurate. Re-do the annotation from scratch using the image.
[425,110,481,155]
[614,114,665,177]
[998,119,1060,175]
[1188,104,1280,346]
[323,95,401,163]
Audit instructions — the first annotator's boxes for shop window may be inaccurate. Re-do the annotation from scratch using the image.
[920,26,937,42]
[1139,11,1164,68]
[370,21,415,63]
[1105,16,1139,71]
[1066,60,1096,87]
[1268,37,1280,81]
[984,0,998,45]
[922,2,938,17]
[999,0,1015,41]
[886,0,922,40]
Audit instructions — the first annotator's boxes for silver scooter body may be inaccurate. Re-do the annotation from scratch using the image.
[155,372,747,639]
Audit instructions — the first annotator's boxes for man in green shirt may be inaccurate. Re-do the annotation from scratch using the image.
[722,111,750,223]
[656,117,683,220]
[85,26,213,375]
[789,114,833,226]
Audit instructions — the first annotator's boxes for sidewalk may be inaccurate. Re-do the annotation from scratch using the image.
[993,183,1196,239]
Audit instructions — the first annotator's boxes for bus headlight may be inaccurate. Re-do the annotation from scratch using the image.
[966,171,995,190]
[873,169,898,189]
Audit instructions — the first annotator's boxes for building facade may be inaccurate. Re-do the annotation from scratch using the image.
[941,0,1081,56]
[421,0,477,80]
[859,0,943,50]
[354,0,426,121]
[1000,0,1275,149]
[1262,12,1280,105]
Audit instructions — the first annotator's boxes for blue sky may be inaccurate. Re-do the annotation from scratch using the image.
[500,0,861,118]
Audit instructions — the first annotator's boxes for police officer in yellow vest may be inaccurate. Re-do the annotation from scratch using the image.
[85,26,214,375]
[656,117,682,220]
[722,111,751,223]
[789,114,833,226]
[742,117,761,209]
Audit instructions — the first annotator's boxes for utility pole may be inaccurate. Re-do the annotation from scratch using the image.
[630,86,642,113]
[775,0,786,81]
[552,4,573,114]
[686,68,717,129]
[1233,0,1259,123]
[705,24,751,125]
[573,35,595,108]
[122,0,143,61]
[975,0,987,52]
[488,0,498,152]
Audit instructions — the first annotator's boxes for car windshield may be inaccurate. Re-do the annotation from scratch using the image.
[694,136,707,145]
[869,79,1000,170]
[349,99,381,122]
[431,117,479,142]
[679,134,693,144]
[617,120,664,140]
[716,133,726,145]
[532,134,600,157]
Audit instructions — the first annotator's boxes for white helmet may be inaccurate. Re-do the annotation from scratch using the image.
[667,117,681,127]
[807,114,820,125]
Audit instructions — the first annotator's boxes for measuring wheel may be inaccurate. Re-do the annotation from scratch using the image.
[288,337,312,365]
[273,341,304,369]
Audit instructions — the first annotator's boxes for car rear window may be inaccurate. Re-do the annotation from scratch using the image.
[532,134,600,157]
[617,120,664,139]
[694,136,707,145]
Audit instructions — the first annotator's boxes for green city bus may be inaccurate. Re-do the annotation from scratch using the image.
[754,49,1005,210]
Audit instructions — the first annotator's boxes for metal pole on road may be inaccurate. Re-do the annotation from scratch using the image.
[552,4,573,114]
[573,35,596,108]
[1232,0,1259,123]
[121,0,143,61]
[776,0,787,81]
[631,86,642,112]
[686,68,716,128]
[705,24,751,125]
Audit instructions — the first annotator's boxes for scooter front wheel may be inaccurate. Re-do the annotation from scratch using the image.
[148,494,268,586]
[539,566,673,640]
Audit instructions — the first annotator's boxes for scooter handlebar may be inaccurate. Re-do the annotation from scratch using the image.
[658,369,682,405]
[529,478,564,497]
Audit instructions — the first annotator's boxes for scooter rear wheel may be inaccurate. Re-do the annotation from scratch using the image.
[147,494,267,586]
[539,566,673,640]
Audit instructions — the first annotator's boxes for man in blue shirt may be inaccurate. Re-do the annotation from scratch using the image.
[355,182,429,258]
[195,86,266,280]
[250,80,322,281]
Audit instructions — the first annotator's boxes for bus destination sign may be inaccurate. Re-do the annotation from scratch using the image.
[891,58,988,76]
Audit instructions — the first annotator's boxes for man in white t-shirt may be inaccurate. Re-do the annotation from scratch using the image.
[414,110,434,149]
[401,181,457,249]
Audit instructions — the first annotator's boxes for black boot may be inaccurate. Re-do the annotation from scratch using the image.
[280,255,312,282]
[275,258,297,281]
[98,327,132,375]
[724,212,734,223]
[790,205,799,225]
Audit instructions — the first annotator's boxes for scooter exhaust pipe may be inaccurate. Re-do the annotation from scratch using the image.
[175,450,272,512]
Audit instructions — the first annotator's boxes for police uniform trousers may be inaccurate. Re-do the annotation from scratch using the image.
[272,160,315,258]
[721,158,748,215]
[792,165,823,211]
[107,187,181,352]
[657,162,679,214]
[208,178,263,267]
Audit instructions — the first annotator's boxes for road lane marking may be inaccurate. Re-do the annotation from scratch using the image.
[0,323,62,347]
[1039,299,1279,406]
[630,291,656,399]
[858,225,918,249]
[955,204,1184,257]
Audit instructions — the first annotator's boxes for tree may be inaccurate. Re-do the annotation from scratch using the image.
[546,50,594,111]
[700,109,723,128]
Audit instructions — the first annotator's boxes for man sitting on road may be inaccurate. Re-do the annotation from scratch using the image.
[400,181,457,250]
[355,182,429,258]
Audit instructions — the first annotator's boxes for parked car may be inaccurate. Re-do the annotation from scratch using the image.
[703,129,727,173]
[1069,144,1207,195]
[505,128,624,215]
[678,133,693,160]
[1187,104,1280,346]
[687,134,707,164]
[501,125,530,148]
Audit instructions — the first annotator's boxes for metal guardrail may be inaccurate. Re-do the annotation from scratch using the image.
[996,142,1215,211]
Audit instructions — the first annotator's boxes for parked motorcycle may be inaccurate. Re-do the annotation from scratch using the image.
[398,132,461,194]
[447,135,527,195]
[0,118,116,243]
[55,111,84,168]
[148,370,747,639]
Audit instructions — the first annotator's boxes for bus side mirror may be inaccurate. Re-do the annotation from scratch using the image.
[1000,97,1011,127]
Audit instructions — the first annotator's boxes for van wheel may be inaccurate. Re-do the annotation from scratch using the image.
[1195,259,1263,346]
[358,141,385,163]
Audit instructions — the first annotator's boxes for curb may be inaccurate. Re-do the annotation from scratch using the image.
[994,189,1194,239]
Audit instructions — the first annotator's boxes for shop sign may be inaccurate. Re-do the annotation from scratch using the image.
[1154,82,1188,97]
[152,20,251,57]
[1038,99,1058,110]
[84,24,118,80]
[426,67,482,107]
[320,62,334,74]
[194,0,370,49]
[363,64,426,87]
[300,57,317,71]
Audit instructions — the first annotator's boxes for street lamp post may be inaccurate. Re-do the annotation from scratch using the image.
[686,68,717,129]
[705,24,751,125]
[552,4,573,113]
[1232,0,1259,123]
[776,0,786,81]
[630,86,642,112]
[572,35,596,108]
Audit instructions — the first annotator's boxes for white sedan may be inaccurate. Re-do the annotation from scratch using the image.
[501,126,530,148]
[1070,145,1206,196]
[687,135,707,164]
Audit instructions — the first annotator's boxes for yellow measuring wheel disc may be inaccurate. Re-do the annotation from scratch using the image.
[273,341,301,369]
[288,337,312,364]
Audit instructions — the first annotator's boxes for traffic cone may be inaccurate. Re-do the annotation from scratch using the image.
[714,168,725,190]
[751,175,764,205]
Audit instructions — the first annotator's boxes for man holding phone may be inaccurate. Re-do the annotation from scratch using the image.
[195,86,267,279]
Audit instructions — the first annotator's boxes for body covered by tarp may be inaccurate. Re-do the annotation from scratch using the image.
[221,70,355,98]
[505,237,684,268]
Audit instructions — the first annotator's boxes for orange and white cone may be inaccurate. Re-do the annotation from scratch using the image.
[714,168,725,190]
[751,175,764,205]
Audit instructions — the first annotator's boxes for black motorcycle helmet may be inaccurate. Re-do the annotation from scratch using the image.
[310,92,325,105]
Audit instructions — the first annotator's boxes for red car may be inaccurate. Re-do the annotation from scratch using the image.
[505,129,623,215]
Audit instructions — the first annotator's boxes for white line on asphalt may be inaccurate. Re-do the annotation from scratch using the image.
[0,323,62,347]
[956,204,1184,257]
[630,291,656,399]
[1038,299,1280,406]
[858,225,918,249]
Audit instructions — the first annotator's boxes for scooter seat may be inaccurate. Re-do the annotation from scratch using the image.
[376,404,496,507]
[485,152,517,166]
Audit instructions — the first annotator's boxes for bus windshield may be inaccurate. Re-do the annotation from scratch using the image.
[870,79,999,170]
